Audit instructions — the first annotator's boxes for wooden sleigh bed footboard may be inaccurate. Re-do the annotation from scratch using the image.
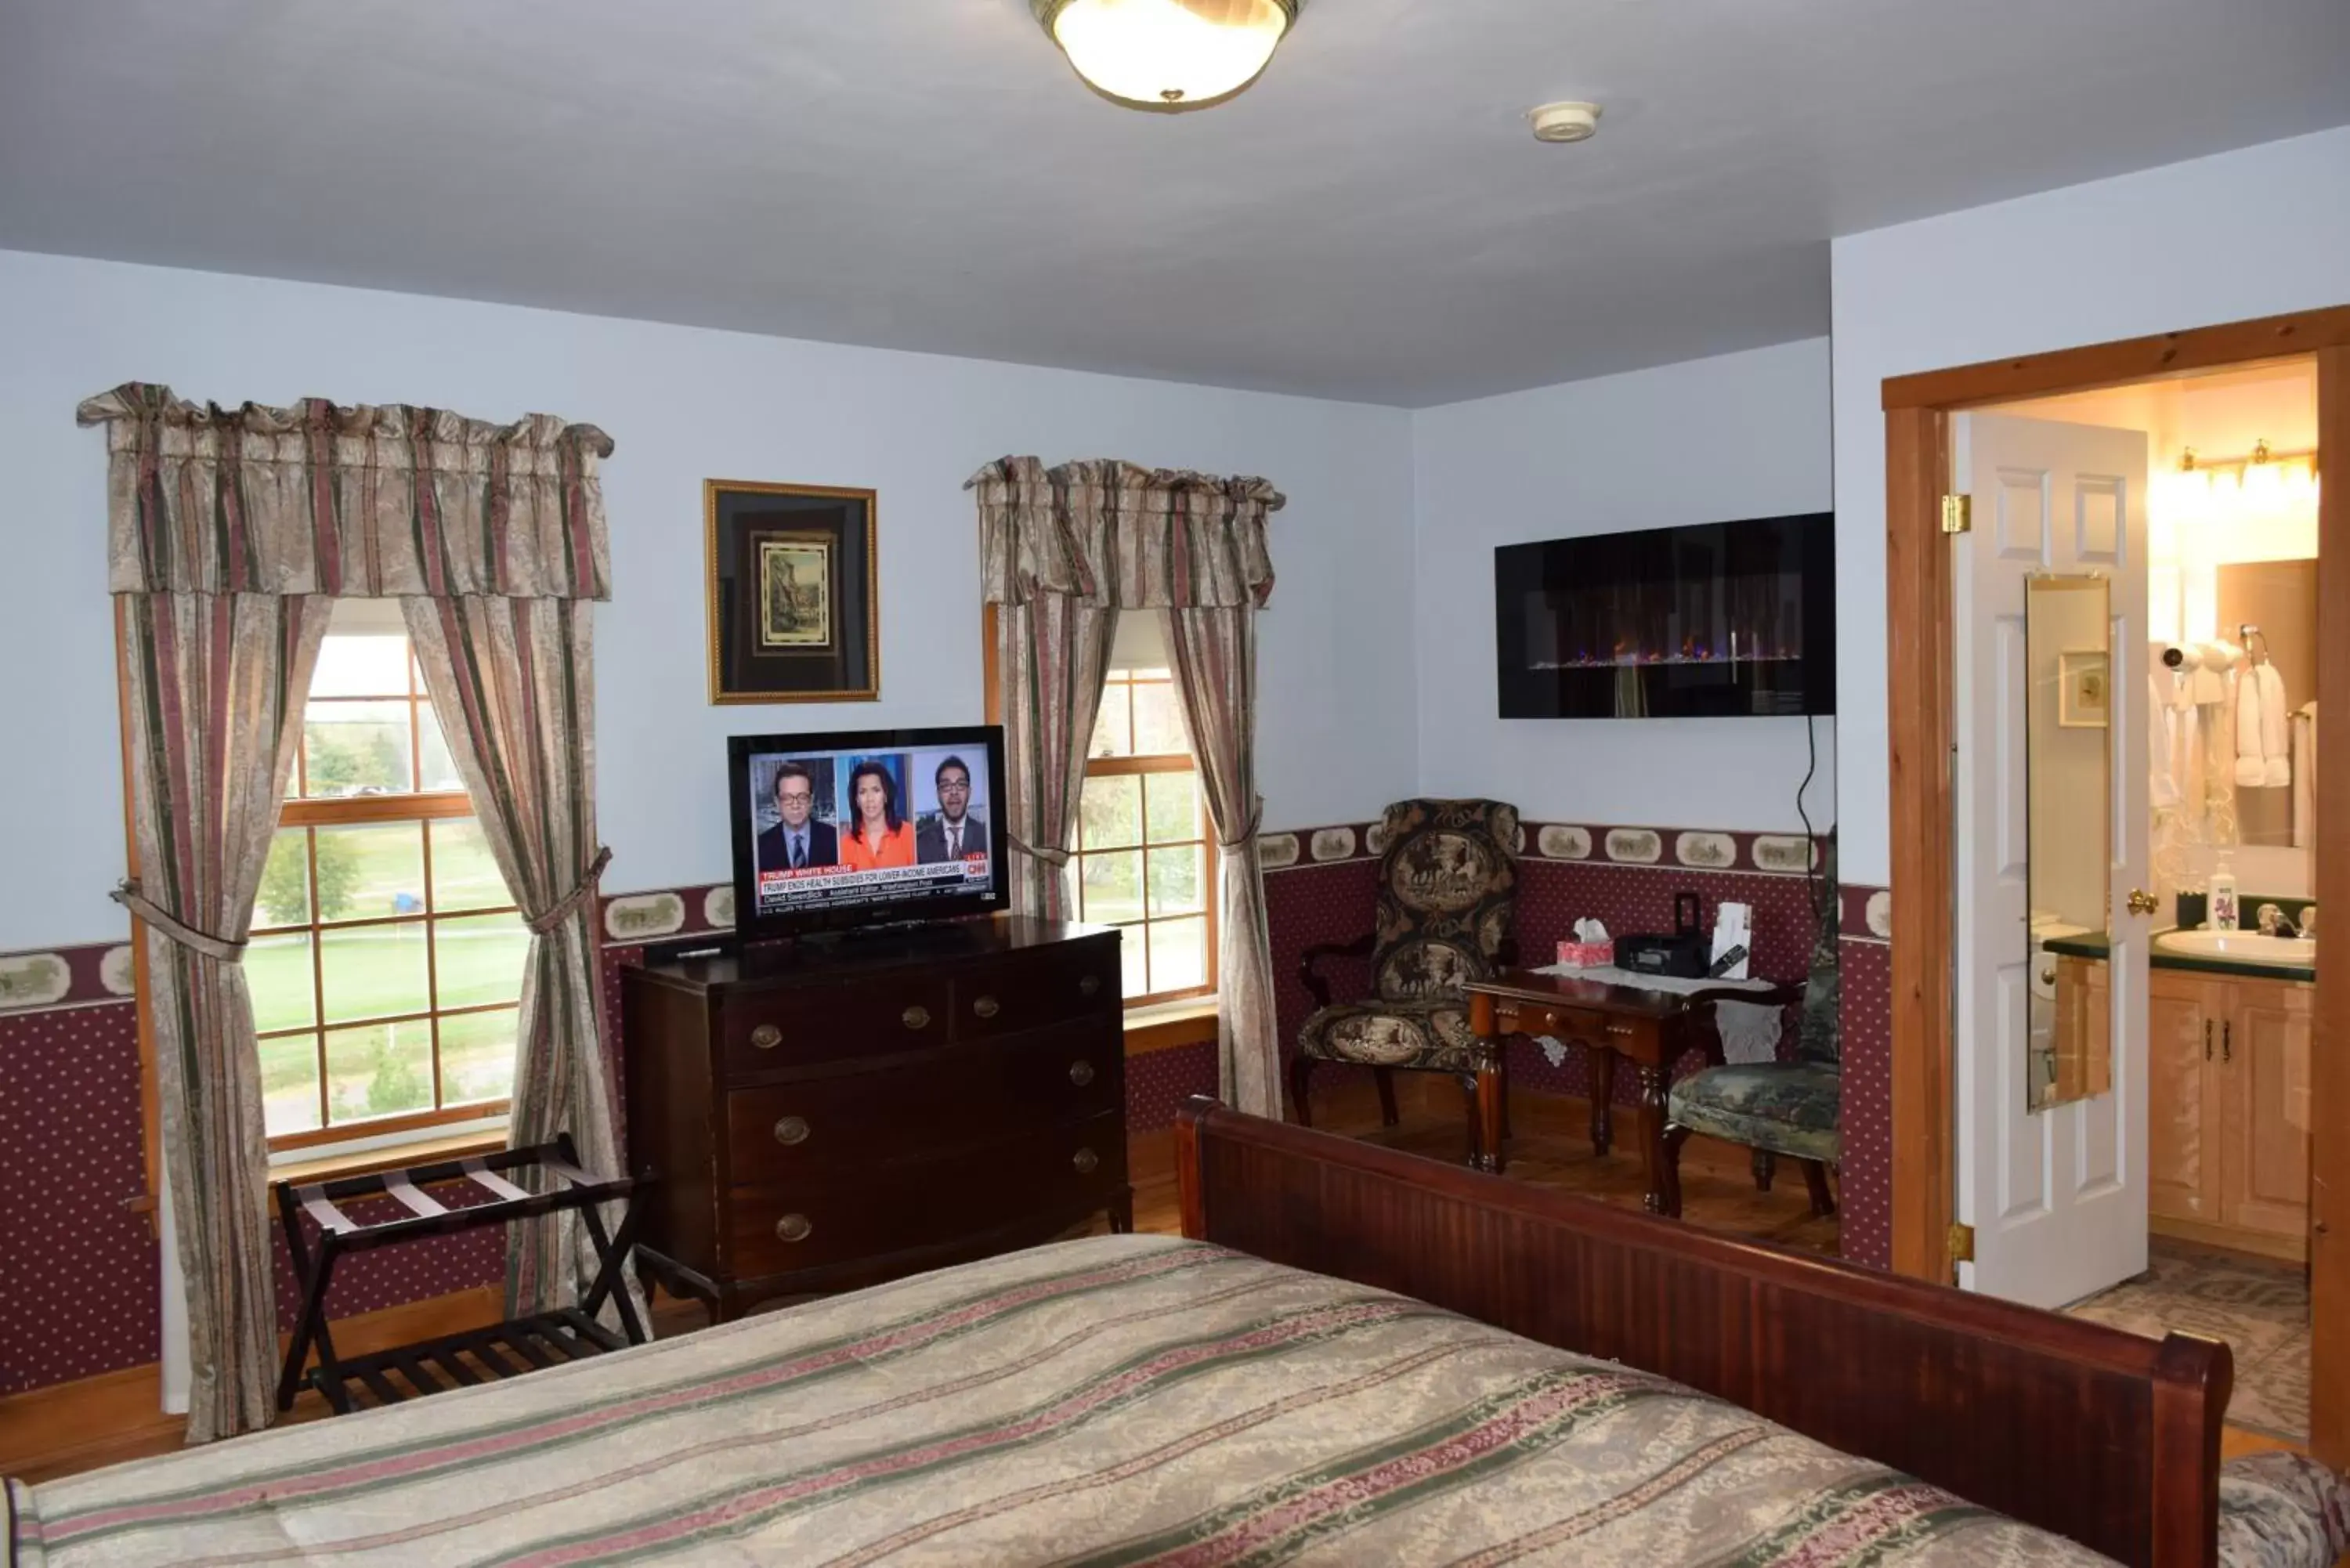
[1173,1097,2231,1568]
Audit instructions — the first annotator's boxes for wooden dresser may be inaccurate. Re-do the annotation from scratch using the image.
[620,917,1129,1319]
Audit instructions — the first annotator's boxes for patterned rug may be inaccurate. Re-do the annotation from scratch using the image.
[2067,1239,2311,1440]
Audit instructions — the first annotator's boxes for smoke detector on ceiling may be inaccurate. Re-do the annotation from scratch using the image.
[1528,102,1602,144]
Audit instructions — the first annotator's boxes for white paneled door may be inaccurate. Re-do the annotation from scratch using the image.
[1952,413,2150,1310]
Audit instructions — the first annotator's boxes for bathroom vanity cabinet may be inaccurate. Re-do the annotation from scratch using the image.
[2122,963,2312,1259]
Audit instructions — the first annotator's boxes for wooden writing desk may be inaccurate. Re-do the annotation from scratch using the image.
[1463,969,1791,1209]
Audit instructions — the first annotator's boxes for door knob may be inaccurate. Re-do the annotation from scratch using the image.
[2126,889,2159,916]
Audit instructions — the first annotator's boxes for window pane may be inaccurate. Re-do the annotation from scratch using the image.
[1148,916,1209,994]
[319,922,430,1024]
[248,933,316,1032]
[309,634,411,698]
[255,828,312,928]
[434,912,530,1010]
[324,1020,434,1125]
[1147,844,1206,916]
[1079,849,1144,924]
[439,1008,519,1107]
[1131,681,1188,755]
[1079,774,1142,851]
[1119,926,1148,999]
[258,1032,323,1136]
[1144,771,1202,845]
[1089,685,1133,758]
[428,818,508,912]
[417,704,465,793]
[314,822,426,925]
[302,701,414,797]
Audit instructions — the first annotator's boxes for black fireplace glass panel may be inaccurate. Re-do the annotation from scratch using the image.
[1495,512,1835,719]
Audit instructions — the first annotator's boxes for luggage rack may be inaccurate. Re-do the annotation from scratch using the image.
[273,1134,648,1414]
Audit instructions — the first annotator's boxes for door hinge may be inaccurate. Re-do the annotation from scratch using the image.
[1947,1221,1975,1266]
[1940,494,1973,534]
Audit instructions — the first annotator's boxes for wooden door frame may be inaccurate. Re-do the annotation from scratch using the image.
[1880,305,2350,1468]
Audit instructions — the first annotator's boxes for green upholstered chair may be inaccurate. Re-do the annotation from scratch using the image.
[1659,847,1842,1219]
[1290,799,1518,1165]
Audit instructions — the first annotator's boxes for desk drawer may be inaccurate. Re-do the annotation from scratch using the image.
[728,1111,1126,1277]
[718,977,952,1078]
[951,938,1119,1040]
[723,1018,1121,1182]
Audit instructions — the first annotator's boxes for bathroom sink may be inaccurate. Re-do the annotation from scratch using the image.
[2155,930,2316,967]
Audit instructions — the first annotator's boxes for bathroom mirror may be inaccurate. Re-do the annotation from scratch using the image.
[2026,574,2114,1111]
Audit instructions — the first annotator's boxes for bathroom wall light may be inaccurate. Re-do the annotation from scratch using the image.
[1033,0,1300,112]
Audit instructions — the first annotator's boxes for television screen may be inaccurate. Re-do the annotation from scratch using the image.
[728,724,1010,939]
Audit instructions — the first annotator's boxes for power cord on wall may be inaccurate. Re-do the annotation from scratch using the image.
[1795,715,1834,926]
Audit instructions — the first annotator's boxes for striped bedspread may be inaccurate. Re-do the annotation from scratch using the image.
[8,1235,2114,1566]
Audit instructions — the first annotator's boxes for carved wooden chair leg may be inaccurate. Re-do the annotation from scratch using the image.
[1373,1067,1401,1127]
[1801,1159,1838,1218]
[1658,1125,1691,1219]
[1455,1071,1482,1167]
[1752,1148,1777,1192]
[1289,1054,1317,1128]
[1499,1048,1512,1139]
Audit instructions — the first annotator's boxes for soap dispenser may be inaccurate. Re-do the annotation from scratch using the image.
[2207,855,2240,932]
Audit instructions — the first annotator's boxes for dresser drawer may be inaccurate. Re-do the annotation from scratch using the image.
[719,977,952,1077]
[728,1111,1126,1277]
[723,1019,1121,1182]
[951,938,1119,1040]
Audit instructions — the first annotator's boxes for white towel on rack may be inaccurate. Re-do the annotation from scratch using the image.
[2235,662,2291,788]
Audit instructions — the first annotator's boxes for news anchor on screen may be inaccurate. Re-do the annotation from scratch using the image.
[916,753,987,864]
[756,762,837,873]
[840,760,918,870]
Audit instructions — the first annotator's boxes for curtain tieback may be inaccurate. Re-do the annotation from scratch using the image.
[110,880,246,963]
[523,846,613,935]
[1217,800,1264,854]
[1006,832,1071,868]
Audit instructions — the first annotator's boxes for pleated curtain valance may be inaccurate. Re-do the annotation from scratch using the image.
[77,383,614,600]
[968,456,1282,610]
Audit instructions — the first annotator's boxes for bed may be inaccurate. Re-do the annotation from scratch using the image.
[9,1100,2345,1566]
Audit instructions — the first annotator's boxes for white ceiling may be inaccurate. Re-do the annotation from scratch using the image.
[2,1,2347,406]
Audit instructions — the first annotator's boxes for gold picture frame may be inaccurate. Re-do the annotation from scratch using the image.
[704,479,880,704]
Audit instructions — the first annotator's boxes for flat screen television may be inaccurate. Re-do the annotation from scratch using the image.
[1495,511,1836,719]
[728,724,1010,940]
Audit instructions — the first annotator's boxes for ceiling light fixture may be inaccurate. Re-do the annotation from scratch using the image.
[1032,0,1301,113]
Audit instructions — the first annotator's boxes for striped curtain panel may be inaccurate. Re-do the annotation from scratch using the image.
[80,385,616,1439]
[115,591,333,1444]
[970,458,1282,1112]
[403,596,626,1319]
[994,597,1119,919]
[1166,605,1279,1117]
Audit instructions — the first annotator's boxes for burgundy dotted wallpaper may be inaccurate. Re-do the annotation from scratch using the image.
[0,841,1896,1396]
[0,1001,156,1393]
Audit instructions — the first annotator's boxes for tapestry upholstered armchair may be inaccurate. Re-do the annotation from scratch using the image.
[1290,799,1518,1165]
[1658,845,1842,1219]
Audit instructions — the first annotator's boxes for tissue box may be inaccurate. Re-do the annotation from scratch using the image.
[1556,939,1614,969]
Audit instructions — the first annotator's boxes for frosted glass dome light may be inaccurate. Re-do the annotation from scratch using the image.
[1035,0,1300,112]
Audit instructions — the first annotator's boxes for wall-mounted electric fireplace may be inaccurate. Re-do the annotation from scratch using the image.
[1495,512,1835,719]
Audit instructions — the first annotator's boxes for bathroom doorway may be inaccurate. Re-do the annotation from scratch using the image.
[1879,310,2347,1465]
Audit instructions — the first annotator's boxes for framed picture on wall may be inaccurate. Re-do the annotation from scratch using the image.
[705,480,879,703]
[2057,649,2109,729]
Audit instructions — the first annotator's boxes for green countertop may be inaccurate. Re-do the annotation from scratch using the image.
[2039,930,2315,985]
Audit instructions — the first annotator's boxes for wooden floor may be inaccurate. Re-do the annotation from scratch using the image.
[3,1078,2299,1484]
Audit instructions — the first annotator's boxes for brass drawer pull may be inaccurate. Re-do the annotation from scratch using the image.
[773,1115,810,1147]
[973,995,1000,1020]
[1072,1147,1100,1176]
[750,1023,783,1051]
[1068,1060,1096,1087]
[1604,1024,1633,1038]
[1079,974,1101,997]
[775,1213,813,1243]
[902,1004,931,1031]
